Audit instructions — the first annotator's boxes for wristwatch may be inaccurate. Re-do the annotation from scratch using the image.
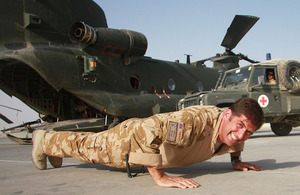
[231,156,241,165]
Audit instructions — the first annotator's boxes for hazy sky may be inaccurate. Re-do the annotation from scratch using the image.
[98,0,300,62]
[1,0,300,129]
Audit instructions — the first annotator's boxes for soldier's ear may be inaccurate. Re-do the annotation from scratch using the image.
[223,109,232,120]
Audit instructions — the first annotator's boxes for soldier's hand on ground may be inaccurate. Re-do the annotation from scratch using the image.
[155,175,200,189]
[233,161,264,171]
[147,167,200,189]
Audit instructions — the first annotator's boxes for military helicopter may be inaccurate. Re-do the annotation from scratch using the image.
[0,0,259,138]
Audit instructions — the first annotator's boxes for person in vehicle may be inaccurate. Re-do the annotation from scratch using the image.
[266,69,276,85]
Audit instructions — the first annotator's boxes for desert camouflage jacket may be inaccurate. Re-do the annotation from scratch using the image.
[127,106,244,168]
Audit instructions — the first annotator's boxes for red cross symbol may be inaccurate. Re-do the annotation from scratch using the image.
[258,95,269,108]
[260,96,267,106]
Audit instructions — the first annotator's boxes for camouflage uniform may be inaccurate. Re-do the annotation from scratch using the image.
[43,106,243,169]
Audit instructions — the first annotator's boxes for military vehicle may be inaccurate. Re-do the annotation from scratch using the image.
[0,0,259,142]
[178,59,300,136]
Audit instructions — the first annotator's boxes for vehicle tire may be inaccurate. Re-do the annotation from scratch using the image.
[278,59,300,92]
[270,123,292,136]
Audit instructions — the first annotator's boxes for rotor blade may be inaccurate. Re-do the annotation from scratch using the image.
[0,113,13,124]
[0,104,22,112]
[221,15,259,51]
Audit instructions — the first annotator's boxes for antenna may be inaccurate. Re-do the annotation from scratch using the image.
[184,54,192,64]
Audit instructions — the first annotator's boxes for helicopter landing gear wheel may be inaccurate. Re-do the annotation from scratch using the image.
[270,123,292,136]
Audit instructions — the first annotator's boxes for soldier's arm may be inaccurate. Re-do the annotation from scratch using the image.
[230,152,263,171]
[147,166,200,189]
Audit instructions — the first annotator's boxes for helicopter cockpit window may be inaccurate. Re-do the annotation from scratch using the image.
[221,66,251,87]
[168,78,176,91]
[130,75,140,89]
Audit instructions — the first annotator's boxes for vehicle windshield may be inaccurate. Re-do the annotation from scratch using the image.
[220,66,252,88]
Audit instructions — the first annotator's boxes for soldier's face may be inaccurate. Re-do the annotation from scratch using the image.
[268,72,274,80]
[218,109,256,147]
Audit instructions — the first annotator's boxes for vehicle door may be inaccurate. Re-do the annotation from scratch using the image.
[249,66,282,116]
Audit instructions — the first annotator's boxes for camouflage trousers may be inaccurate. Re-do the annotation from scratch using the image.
[43,118,161,168]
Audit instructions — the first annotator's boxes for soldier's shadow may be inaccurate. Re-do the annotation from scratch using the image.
[73,159,300,179]
[163,159,300,178]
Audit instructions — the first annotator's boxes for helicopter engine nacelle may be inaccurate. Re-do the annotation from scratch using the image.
[69,22,147,65]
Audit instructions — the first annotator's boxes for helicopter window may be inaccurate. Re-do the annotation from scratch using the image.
[168,78,176,91]
[197,81,204,91]
[130,75,140,89]
[221,66,251,87]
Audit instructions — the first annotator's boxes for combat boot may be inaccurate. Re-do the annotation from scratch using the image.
[31,130,47,170]
[48,156,63,168]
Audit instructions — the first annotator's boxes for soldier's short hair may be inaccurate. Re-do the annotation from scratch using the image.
[229,97,264,129]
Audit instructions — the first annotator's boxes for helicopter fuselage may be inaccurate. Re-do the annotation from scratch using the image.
[0,0,219,122]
